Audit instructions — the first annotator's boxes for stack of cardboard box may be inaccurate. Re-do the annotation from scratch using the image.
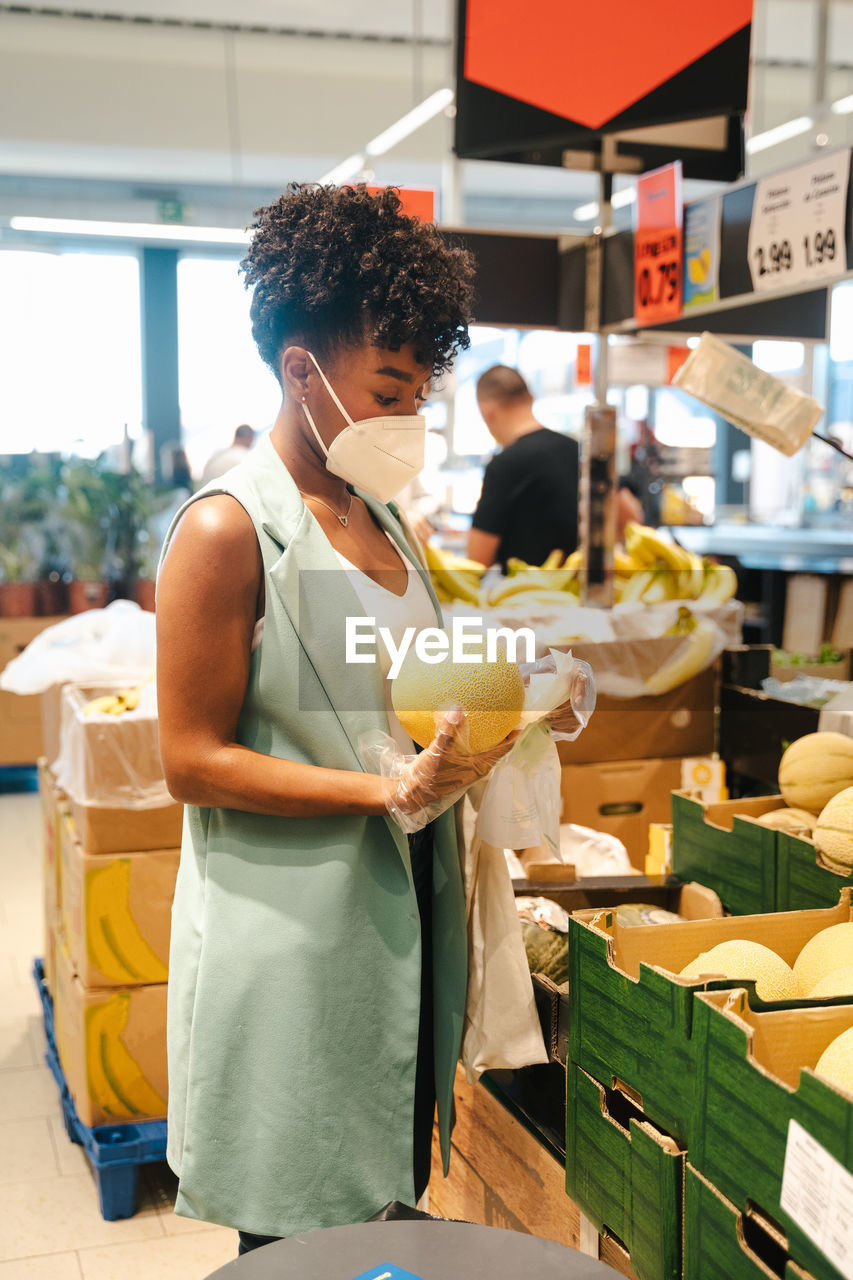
[558,657,724,867]
[38,684,183,1129]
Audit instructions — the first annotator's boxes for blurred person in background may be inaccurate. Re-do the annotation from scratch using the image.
[467,365,579,571]
[200,422,256,484]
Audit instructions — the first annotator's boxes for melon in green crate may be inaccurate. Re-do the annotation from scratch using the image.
[679,939,798,1002]
[813,784,853,874]
[778,731,853,813]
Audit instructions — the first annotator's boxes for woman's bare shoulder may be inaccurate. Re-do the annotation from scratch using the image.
[160,494,259,590]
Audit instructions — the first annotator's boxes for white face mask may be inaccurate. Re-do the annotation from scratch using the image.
[299,352,426,503]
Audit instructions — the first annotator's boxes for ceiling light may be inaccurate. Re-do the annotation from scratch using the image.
[573,188,637,222]
[365,88,455,157]
[318,153,366,185]
[745,116,813,154]
[9,216,250,244]
[832,94,853,115]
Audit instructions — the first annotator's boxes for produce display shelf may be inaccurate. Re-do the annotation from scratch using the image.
[32,958,168,1221]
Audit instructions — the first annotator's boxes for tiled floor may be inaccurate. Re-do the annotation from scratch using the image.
[0,788,238,1278]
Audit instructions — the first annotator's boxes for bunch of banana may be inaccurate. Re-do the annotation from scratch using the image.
[423,541,486,605]
[486,548,581,607]
[643,605,718,695]
[85,992,167,1120]
[616,523,737,606]
[82,674,153,718]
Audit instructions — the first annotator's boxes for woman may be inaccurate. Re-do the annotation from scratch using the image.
[155,184,521,1253]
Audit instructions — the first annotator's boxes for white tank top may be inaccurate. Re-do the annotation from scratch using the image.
[252,533,437,756]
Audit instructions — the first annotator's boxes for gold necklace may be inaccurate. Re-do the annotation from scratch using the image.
[300,488,354,527]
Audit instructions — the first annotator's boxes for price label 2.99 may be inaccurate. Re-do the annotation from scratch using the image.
[754,239,792,276]
[748,152,849,294]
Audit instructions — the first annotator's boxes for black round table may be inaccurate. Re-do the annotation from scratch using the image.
[205,1219,619,1278]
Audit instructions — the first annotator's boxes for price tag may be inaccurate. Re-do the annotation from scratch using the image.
[748,150,850,294]
[781,1119,853,1280]
[634,161,683,327]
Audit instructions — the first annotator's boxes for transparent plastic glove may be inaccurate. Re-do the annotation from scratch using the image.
[520,653,596,742]
[359,706,521,835]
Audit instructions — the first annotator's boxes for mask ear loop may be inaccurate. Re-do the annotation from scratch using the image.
[305,351,354,425]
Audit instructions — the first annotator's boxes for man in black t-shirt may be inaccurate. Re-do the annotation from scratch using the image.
[467,365,580,572]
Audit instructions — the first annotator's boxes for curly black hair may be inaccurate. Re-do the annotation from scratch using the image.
[240,183,474,381]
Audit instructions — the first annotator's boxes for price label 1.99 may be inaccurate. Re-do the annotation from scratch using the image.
[748,152,849,294]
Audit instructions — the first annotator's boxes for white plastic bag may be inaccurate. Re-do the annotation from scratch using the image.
[460,834,549,1083]
[0,600,155,695]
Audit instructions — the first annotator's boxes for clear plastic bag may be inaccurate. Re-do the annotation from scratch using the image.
[673,331,822,456]
[54,680,172,810]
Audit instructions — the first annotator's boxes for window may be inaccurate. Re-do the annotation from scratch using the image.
[177,257,280,474]
[0,250,142,456]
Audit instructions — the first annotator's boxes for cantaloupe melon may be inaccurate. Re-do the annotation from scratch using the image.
[813,786,853,874]
[778,732,853,813]
[391,632,524,753]
[808,965,853,999]
[794,922,853,995]
[678,939,798,1001]
[755,807,817,833]
[814,1026,853,1096]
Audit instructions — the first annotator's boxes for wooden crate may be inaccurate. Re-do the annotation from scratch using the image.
[430,1064,639,1278]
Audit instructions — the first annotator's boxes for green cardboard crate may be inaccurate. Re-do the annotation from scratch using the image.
[566,1061,683,1280]
[568,891,853,1149]
[684,1164,818,1280]
[670,791,780,916]
[691,985,853,1279]
[776,830,853,911]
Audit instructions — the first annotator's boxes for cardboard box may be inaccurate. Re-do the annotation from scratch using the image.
[684,1165,817,1280]
[691,987,853,1279]
[558,663,716,766]
[67,797,183,856]
[0,617,66,765]
[38,757,68,997]
[782,575,829,658]
[40,682,68,768]
[37,758,66,921]
[59,812,178,988]
[58,683,182,853]
[567,891,853,1149]
[566,1061,683,1280]
[561,756,720,869]
[771,653,851,683]
[670,792,783,916]
[53,938,168,1129]
[776,829,853,912]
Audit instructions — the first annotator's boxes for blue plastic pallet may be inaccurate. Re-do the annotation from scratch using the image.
[33,958,169,1221]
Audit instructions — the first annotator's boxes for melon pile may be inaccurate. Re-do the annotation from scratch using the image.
[676,920,853,1001]
[674,921,853,1095]
[751,732,853,872]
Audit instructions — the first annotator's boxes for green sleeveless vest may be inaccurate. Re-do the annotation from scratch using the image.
[159,434,467,1237]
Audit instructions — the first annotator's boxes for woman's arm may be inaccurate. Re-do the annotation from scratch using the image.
[156,494,391,818]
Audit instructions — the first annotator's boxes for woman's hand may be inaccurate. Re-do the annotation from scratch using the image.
[385,706,519,833]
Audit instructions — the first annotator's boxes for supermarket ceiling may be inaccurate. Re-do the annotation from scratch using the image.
[0,0,455,39]
[1,0,853,235]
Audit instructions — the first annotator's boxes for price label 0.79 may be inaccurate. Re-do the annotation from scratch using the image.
[748,150,850,294]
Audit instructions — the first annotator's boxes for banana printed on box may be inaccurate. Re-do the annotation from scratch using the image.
[54,938,168,1128]
[59,811,178,987]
